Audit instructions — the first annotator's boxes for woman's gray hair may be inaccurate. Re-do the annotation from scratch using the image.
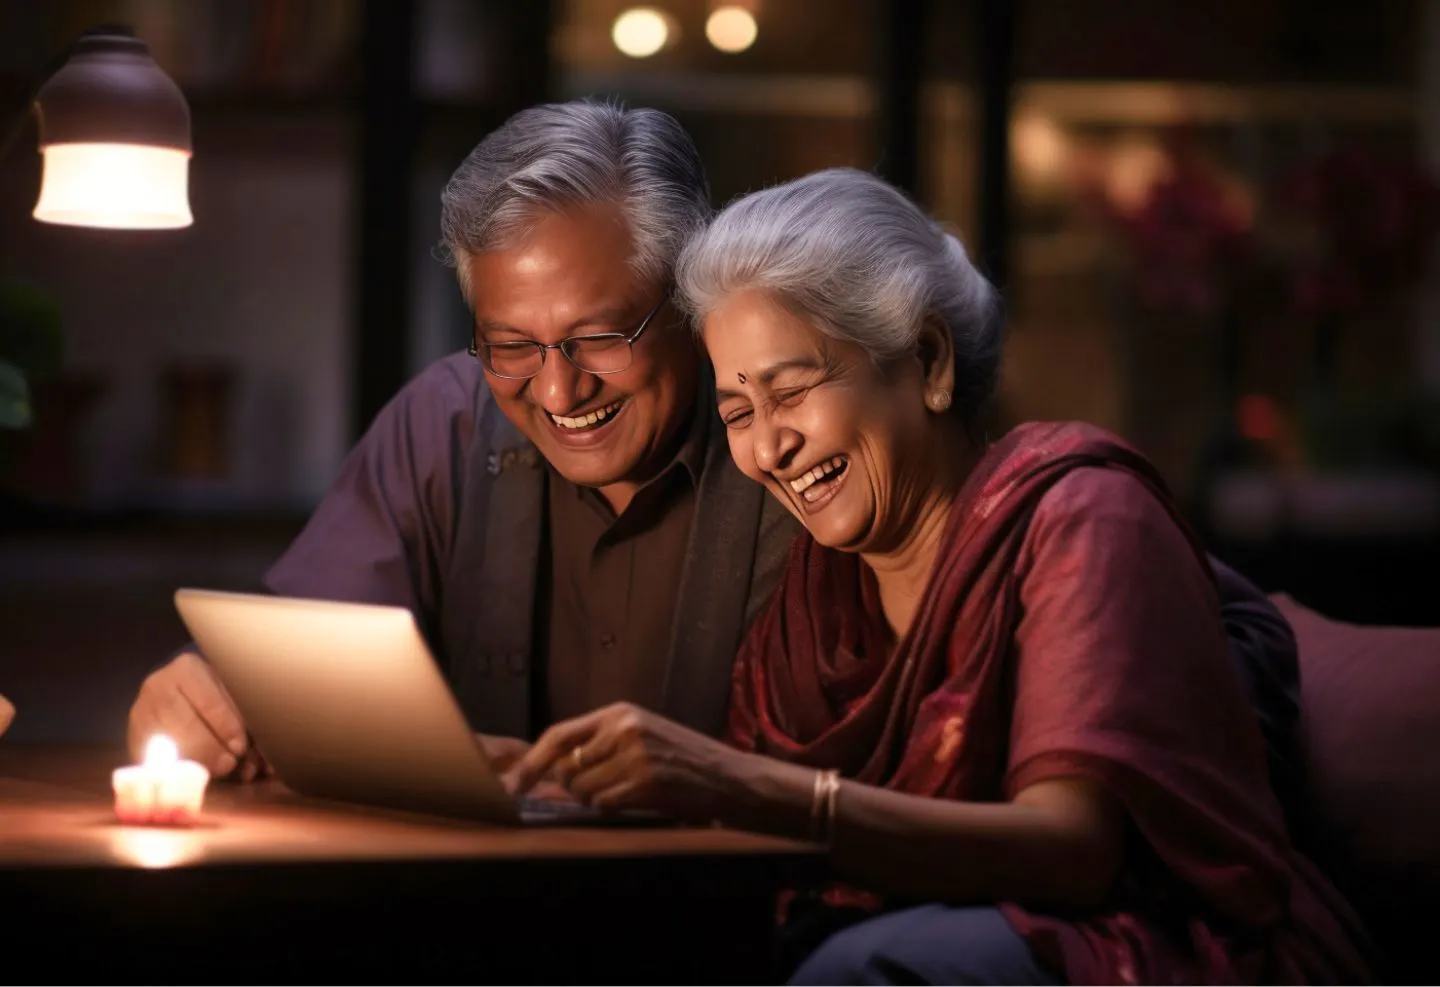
[439,100,712,300]
[676,167,1003,425]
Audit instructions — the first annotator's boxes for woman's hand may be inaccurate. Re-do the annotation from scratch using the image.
[476,733,575,803]
[475,733,532,773]
[506,703,752,821]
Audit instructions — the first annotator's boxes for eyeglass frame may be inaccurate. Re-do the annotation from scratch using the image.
[467,292,670,380]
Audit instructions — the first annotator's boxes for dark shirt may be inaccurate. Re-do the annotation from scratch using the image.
[540,410,709,724]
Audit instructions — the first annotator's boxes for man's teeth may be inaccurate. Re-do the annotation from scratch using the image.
[789,456,847,494]
[550,400,624,430]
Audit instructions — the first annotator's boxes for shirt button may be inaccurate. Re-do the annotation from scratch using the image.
[599,634,616,651]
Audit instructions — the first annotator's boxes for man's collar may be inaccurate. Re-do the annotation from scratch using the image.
[552,369,714,503]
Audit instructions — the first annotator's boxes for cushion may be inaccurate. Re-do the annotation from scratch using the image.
[1274,594,1440,977]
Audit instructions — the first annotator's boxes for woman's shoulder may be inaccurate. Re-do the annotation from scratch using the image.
[984,421,1169,513]
[984,421,1193,557]
[995,420,1140,463]
[1035,461,1169,524]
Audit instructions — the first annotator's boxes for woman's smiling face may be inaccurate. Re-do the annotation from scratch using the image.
[702,290,944,554]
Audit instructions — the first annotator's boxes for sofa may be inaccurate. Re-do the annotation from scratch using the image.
[1275,595,1440,980]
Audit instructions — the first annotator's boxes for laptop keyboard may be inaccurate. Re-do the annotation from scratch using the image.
[516,796,602,822]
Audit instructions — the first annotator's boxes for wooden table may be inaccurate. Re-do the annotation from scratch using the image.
[0,747,823,982]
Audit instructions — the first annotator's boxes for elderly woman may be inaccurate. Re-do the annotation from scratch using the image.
[510,169,1371,984]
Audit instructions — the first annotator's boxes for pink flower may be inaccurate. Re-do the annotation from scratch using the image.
[1098,156,1253,317]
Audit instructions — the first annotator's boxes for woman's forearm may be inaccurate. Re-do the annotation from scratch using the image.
[724,751,1125,908]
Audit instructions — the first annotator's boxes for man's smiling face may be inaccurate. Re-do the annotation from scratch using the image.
[466,202,699,498]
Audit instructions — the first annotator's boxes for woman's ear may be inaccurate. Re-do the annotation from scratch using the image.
[915,318,956,412]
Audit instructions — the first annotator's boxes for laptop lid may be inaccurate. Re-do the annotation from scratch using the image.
[173,588,521,824]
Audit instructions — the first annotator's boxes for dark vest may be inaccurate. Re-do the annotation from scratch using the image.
[439,399,797,740]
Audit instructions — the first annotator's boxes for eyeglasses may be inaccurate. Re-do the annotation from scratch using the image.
[468,294,669,380]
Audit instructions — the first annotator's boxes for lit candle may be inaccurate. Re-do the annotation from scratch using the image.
[112,734,211,826]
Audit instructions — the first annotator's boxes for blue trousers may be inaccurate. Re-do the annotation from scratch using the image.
[788,905,1063,985]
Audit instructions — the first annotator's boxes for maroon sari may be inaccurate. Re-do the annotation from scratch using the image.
[726,422,1372,985]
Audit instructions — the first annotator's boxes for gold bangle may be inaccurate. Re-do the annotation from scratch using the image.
[823,770,841,845]
[811,769,841,846]
[809,768,828,842]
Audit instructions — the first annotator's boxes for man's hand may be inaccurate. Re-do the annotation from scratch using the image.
[127,650,267,781]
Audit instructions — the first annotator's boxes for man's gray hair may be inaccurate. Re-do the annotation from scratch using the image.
[439,100,712,301]
[676,167,1003,425]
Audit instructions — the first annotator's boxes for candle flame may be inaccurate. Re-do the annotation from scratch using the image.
[144,733,180,766]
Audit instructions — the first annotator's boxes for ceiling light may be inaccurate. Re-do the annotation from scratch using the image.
[612,8,671,59]
[705,6,758,53]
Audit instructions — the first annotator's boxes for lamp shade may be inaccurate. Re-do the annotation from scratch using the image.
[31,27,192,229]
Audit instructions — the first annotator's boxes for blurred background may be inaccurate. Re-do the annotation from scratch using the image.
[1,0,1436,744]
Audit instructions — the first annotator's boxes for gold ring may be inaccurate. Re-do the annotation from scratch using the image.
[571,746,586,770]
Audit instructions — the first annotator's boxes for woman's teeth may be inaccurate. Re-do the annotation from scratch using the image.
[789,456,847,495]
[550,399,624,430]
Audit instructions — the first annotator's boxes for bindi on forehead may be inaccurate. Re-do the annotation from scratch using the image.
[737,372,747,384]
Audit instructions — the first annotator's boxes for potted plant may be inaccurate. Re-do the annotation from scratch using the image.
[0,281,105,512]
[0,280,64,739]
[0,281,63,433]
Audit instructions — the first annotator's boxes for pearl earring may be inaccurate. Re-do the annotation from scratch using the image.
[928,389,951,412]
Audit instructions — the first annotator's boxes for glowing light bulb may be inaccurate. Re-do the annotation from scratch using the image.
[706,6,758,53]
[612,8,670,58]
[33,144,193,230]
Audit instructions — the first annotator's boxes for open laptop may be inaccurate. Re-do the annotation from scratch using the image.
[173,587,655,826]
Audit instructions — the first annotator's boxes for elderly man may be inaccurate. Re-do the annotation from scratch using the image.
[126,102,1302,810]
